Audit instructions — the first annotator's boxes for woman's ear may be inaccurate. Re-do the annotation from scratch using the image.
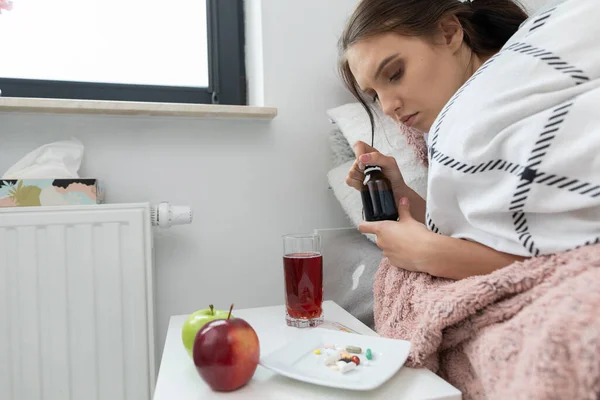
[438,15,464,53]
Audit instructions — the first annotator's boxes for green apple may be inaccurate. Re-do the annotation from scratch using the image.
[182,305,233,358]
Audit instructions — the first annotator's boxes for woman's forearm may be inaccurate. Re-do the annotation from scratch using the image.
[394,184,523,279]
[421,234,528,280]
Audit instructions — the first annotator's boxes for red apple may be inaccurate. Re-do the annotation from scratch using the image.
[192,304,260,392]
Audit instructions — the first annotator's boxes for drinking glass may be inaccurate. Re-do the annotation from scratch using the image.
[282,233,324,327]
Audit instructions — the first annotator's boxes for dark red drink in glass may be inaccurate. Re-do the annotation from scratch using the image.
[282,234,324,327]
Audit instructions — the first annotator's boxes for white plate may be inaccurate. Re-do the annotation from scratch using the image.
[259,328,411,391]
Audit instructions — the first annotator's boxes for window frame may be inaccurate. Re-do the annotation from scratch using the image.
[0,0,247,105]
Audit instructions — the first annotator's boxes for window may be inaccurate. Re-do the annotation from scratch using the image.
[0,0,246,105]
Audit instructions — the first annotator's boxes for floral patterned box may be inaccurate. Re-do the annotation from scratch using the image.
[0,179,104,207]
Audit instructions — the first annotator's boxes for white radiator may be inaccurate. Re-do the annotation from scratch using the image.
[0,202,191,400]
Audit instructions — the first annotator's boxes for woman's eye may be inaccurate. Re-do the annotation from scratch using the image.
[372,94,379,103]
[389,69,403,82]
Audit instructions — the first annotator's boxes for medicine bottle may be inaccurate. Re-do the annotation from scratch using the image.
[361,166,399,222]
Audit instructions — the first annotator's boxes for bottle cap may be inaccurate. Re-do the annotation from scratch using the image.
[363,165,383,185]
[363,165,382,174]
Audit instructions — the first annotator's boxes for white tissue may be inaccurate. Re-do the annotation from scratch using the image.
[2,138,84,179]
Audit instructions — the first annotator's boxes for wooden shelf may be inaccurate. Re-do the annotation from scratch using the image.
[0,97,278,120]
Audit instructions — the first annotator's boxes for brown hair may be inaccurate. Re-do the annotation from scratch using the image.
[338,0,528,143]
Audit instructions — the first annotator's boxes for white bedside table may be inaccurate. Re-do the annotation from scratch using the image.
[153,301,462,400]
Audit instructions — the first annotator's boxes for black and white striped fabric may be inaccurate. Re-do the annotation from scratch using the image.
[426,0,600,257]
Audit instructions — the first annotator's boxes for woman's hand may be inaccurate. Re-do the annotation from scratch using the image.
[345,141,406,200]
[360,197,528,279]
[346,140,427,224]
[358,196,435,273]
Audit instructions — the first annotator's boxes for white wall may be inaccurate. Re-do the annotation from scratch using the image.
[522,0,549,13]
[0,0,360,364]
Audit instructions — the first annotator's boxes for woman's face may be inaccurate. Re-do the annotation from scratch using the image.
[346,27,471,133]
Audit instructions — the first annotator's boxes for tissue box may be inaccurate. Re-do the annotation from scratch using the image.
[0,179,104,207]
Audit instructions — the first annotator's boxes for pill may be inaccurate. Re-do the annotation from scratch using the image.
[339,357,353,363]
[339,361,357,374]
[324,351,341,366]
[340,351,351,358]
[351,355,360,365]
[324,344,335,349]
[314,349,321,355]
[346,346,362,354]
[365,348,372,360]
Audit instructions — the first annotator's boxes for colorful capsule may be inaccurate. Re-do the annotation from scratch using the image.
[351,355,360,365]
[366,348,372,360]
[346,346,362,354]
[314,349,321,355]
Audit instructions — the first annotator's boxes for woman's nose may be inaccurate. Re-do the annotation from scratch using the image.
[379,93,402,120]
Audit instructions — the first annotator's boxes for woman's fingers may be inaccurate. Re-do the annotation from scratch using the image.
[359,152,396,170]
[346,159,365,190]
[352,141,377,157]
[347,141,404,192]
[358,151,405,190]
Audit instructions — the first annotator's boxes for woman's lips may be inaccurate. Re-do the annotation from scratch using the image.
[402,113,418,128]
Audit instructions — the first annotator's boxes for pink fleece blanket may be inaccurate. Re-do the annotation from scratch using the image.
[397,123,429,167]
[374,243,600,400]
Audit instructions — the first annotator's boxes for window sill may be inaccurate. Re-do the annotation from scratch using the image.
[0,97,278,120]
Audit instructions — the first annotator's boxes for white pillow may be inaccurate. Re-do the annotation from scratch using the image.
[316,227,382,328]
[327,103,400,156]
[326,102,428,199]
[328,160,365,229]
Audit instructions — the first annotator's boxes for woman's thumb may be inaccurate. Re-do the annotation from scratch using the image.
[397,197,412,221]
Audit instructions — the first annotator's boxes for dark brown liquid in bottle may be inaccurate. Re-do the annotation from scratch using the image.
[361,166,399,222]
